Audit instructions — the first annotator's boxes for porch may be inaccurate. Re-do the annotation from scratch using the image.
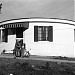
[0,22,29,53]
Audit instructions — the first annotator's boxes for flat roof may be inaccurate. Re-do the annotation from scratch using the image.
[0,17,75,26]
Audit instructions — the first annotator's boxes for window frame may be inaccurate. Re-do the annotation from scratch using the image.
[34,26,53,42]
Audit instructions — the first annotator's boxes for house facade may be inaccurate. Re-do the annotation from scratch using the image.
[0,18,75,57]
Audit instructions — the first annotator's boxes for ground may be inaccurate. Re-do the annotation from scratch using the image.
[0,54,75,75]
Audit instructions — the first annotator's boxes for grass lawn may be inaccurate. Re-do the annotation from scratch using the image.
[0,57,75,75]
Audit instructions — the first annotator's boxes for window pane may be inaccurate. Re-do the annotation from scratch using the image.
[38,33,42,37]
[46,27,48,41]
[38,37,42,41]
[38,27,43,41]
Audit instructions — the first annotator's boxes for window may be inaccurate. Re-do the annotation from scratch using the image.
[34,26,53,42]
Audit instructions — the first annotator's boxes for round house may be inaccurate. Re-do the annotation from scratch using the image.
[0,18,75,57]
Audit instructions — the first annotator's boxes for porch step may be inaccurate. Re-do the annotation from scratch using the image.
[1,51,13,56]
[1,53,13,56]
[4,51,13,53]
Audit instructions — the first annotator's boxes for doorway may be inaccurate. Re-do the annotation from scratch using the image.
[16,28,23,38]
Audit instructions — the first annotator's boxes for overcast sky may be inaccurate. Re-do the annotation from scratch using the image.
[0,0,74,22]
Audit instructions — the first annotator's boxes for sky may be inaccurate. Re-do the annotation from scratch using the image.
[0,0,74,22]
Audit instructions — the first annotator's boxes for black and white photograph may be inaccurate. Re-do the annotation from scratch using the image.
[0,0,75,75]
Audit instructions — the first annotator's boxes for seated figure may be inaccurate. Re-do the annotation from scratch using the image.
[13,39,22,57]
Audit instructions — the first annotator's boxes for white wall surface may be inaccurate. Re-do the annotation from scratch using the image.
[24,22,74,57]
[0,34,16,53]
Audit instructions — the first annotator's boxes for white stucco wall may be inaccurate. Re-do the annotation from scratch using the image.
[0,34,16,53]
[24,22,74,57]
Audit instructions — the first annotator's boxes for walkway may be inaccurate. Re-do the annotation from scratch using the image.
[0,54,75,64]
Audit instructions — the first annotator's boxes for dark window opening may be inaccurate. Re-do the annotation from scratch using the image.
[8,28,16,35]
[16,28,23,38]
[34,26,53,42]
[2,29,8,42]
